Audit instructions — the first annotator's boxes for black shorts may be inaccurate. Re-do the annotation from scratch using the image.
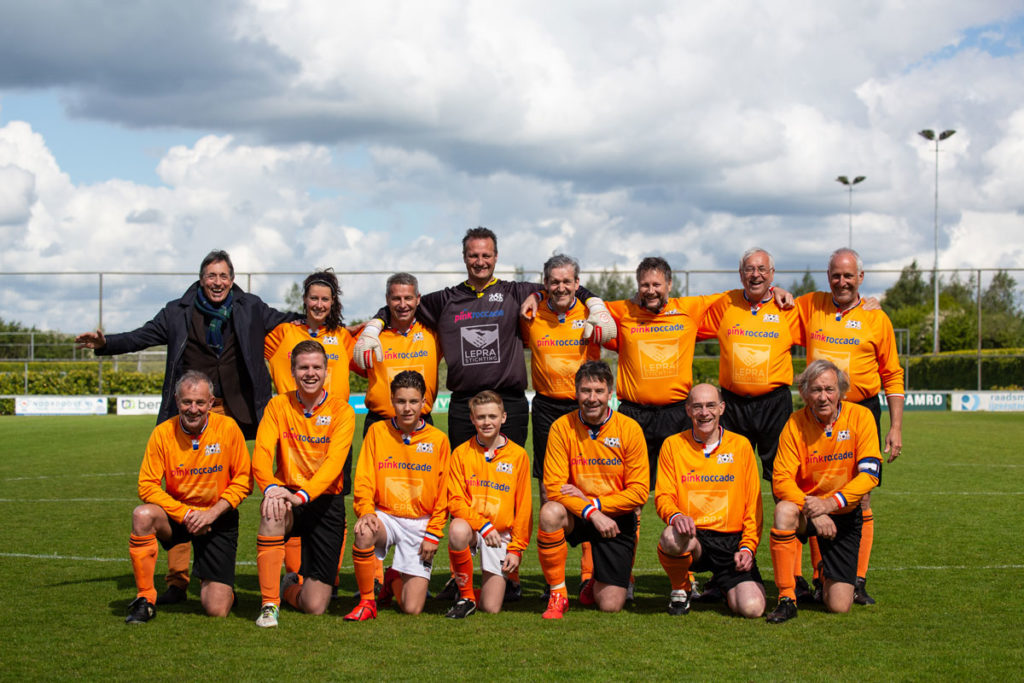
[565,511,637,589]
[691,529,764,592]
[799,507,862,586]
[161,508,239,586]
[363,409,433,437]
[449,389,529,449]
[856,394,883,486]
[530,393,578,479]
[618,400,691,488]
[287,494,347,584]
[721,385,792,481]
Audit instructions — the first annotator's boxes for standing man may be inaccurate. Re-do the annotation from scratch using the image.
[252,340,356,628]
[125,371,251,623]
[78,249,297,605]
[654,383,765,618]
[766,360,881,623]
[794,248,904,604]
[536,361,649,619]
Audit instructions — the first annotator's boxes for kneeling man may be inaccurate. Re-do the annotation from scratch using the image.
[767,359,881,623]
[655,383,765,618]
[537,360,649,619]
[253,340,356,627]
[126,370,251,623]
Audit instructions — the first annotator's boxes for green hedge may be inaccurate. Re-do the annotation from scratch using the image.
[908,352,1024,390]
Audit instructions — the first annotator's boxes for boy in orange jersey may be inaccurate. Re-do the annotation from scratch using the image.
[252,340,356,628]
[344,370,452,620]
[125,370,252,624]
[444,391,532,618]
[766,360,881,624]
[654,383,765,618]
[537,360,649,619]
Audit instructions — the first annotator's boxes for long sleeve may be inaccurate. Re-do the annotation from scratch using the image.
[508,449,533,554]
[137,431,190,523]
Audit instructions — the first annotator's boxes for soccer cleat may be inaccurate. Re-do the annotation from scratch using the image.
[541,592,569,620]
[155,584,187,606]
[376,568,400,607]
[541,584,551,602]
[853,577,876,605]
[343,599,378,621]
[125,597,155,624]
[695,577,722,603]
[255,603,279,628]
[436,576,459,602]
[794,575,813,604]
[578,579,595,606]
[625,578,635,602]
[688,576,702,601]
[667,589,691,616]
[766,597,798,624]
[811,578,824,604]
[280,571,300,602]
[504,580,522,603]
[445,597,477,619]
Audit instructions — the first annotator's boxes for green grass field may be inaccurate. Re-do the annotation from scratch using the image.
[2,412,1023,681]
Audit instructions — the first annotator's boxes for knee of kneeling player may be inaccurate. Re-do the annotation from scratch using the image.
[733,594,765,619]
[772,500,800,529]
[448,518,473,548]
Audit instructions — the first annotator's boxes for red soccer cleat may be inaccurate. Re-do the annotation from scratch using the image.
[542,592,569,620]
[578,578,595,606]
[343,599,378,621]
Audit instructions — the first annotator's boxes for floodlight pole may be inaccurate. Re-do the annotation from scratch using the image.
[835,175,865,248]
[919,129,956,354]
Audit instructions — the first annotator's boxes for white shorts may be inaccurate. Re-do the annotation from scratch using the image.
[376,511,434,580]
[474,530,511,576]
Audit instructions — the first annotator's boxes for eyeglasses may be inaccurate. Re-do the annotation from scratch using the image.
[742,266,772,275]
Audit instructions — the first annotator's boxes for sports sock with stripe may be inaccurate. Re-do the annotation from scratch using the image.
[450,546,476,599]
[129,534,159,603]
[352,545,378,601]
[257,535,286,606]
[657,544,692,592]
[770,528,800,601]
[537,529,568,599]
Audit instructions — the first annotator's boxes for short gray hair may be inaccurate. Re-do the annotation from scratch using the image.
[175,370,214,399]
[828,248,863,274]
[386,272,420,298]
[543,254,580,282]
[796,359,849,399]
[739,247,774,271]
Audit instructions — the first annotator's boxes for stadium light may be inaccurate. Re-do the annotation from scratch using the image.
[918,128,956,354]
[836,175,866,248]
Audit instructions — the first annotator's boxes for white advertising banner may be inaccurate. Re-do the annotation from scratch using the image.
[15,396,107,416]
[115,395,163,415]
[951,391,1024,412]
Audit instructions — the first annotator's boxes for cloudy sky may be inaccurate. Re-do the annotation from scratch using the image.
[1,1,1022,333]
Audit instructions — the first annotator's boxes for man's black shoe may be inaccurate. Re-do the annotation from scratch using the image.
[445,597,478,619]
[125,597,156,624]
[853,577,876,605]
[667,590,691,616]
[794,575,813,603]
[436,576,459,602]
[155,584,187,606]
[504,580,522,603]
[766,596,797,624]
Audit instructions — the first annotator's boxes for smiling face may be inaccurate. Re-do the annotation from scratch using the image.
[576,377,611,424]
[177,380,213,434]
[304,284,333,327]
[740,251,774,301]
[685,383,724,440]
[803,368,841,424]
[828,252,864,308]
[635,268,670,313]
[291,351,327,400]
[200,259,234,305]
[391,386,425,432]
[463,237,497,288]
[544,264,579,313]
[387,283,420,329]
[470,401,507,442]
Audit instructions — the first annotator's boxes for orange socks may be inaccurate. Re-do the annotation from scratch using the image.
[256,535,286,606]
[450,546,476,599]
[810,537,823,580]
[284,536,302,575]
[858,511,874,577]
[770,528,800,600]
[352,546,378,601]
[129,534,158,603]
[537,529,568,598]
[580,542,593,582]
[657,544,692,591]
[165,541,191,589]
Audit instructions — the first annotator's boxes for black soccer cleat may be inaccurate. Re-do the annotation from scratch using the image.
[667,590,691,616]
[155,584,187,606]
[794,575,813,604]
[766,596,797,624]
[811,578,824,603]
[504,580,522,603]
[436,576,459,602]
[125,597,156,624]
[853,577,876,605]
[445,597,477,619]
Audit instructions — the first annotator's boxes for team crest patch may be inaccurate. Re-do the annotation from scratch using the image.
[664,309,680,315]
[322,335,339,345]
[763,314,779,323]
[413,332,424,342]
[716,452,733,464]
[316,415,332,426]
[204,443,221,456]
[844,320,862,330]
[572,319,585,329]
[497,462,514,473]
[837,430,851,441]
[416,442,434,453]
[488,292,504,302]
[603,437,621,448]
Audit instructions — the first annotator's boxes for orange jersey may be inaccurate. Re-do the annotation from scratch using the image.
[137,412,252,523]
[794,292,905,403]
[655,428,762,554]
[605,294,725,404]
[363,321,441,416]
[354,419,451,543]
[521,301,601,400]
[251,392,356,501]
[544,409,649,520]
[264,322,356,401]
[447,437,532,554]
[773,402,881,513]
[699,289,803,396]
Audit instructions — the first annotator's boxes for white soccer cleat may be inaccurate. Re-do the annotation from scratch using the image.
[353,320,384,370]
[582,299,616,344]
[256,603,279,628]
